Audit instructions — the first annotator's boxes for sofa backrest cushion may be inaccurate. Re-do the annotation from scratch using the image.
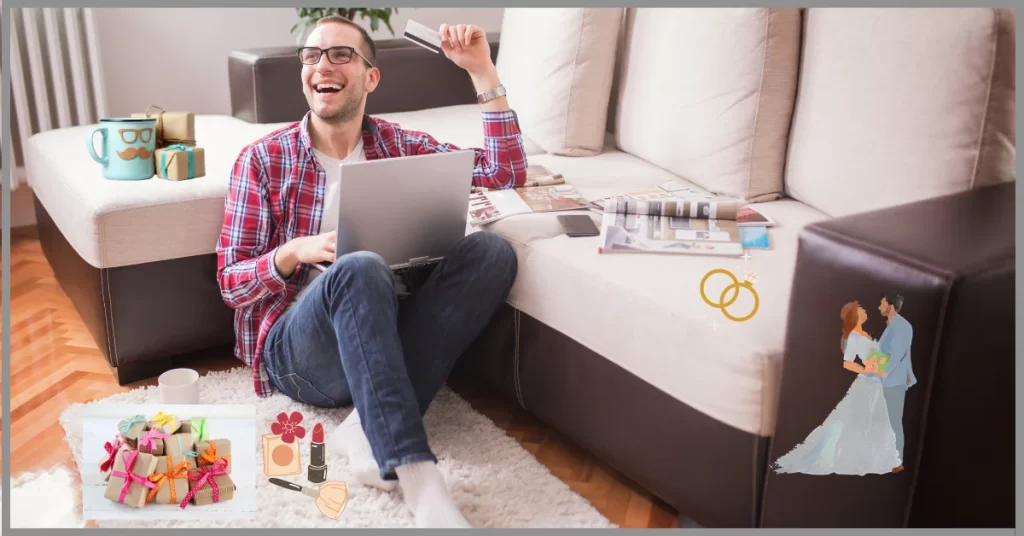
[496,8,624,157]
[613,8,802,202]
[784,8,1015,218]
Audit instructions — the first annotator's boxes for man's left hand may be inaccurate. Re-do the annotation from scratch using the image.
[439,23,493,79]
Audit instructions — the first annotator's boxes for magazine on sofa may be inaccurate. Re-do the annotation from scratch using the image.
[597,211,746,257]
[589,180,777,227]
[469,182,590,226]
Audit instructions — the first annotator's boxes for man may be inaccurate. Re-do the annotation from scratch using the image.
[877,293,916,473]
[216,15,527,527]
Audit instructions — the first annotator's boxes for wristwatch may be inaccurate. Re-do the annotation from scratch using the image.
[477,84,507,104]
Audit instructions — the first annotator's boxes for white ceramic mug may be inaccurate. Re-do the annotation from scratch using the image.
[158,368,200,404]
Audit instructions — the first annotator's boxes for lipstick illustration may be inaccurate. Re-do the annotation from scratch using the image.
[308,422,327,483]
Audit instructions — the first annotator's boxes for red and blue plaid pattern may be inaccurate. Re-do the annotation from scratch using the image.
[217,110,528,397]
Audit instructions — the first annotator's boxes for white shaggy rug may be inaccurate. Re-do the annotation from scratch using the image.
[51,367,616,529]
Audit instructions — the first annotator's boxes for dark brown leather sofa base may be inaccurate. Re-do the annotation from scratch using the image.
[454,303,770,529]
[34,194,237,385]
[761,182,1015,528]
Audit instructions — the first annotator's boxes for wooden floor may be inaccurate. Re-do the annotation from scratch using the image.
[4,227,678,528]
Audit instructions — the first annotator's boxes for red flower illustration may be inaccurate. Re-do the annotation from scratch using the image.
[271,411,306,444]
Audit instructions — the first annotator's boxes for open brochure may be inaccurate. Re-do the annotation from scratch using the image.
[598,211,746,257]
[469,183,590,226]
[589,180,777,227]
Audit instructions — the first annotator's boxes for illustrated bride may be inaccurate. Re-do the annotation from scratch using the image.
[772,300,902,475]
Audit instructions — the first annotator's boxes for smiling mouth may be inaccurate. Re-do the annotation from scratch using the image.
[314,83,344,94]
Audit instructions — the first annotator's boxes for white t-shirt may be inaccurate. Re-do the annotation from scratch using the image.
[284,140,408,313]
[285,140,365,312]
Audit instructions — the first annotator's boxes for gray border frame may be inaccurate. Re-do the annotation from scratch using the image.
[2,0,1019,535]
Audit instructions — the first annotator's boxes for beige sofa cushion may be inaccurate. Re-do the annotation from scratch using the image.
[614,8,802,202]
[495,8,624,157]
[784,8,1016,218]
[479,147,831,436]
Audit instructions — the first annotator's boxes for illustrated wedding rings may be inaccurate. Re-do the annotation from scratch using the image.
[700,269,759,322]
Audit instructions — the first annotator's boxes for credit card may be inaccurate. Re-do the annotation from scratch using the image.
[403,20,442,54]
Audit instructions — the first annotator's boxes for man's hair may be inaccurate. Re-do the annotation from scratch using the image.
[881,292,904,313]
[315,15,377,61]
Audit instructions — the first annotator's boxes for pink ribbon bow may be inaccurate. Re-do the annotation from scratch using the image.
[110,449,157,503]
[100,435,124,473]
[138,429,168,453]
[179,459,229,509]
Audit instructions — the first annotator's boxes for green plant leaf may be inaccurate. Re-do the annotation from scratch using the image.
[368,13,379,32]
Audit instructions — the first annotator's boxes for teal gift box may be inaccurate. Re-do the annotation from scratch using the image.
[155,144,205,181]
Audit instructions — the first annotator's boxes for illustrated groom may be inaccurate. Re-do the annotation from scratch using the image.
[878,292,916,473]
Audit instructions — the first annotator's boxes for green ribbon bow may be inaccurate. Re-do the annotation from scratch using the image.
[191,417,209,442]
[160,144,195,179]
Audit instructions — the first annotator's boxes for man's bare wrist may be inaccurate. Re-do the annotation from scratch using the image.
[275,242,298,278]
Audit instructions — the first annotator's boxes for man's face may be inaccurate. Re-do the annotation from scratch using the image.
[879,298,891,317]
[301,23,377,124]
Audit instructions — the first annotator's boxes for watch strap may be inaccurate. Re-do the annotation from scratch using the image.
[477,84,507,104]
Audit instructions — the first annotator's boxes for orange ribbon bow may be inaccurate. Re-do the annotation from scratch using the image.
[146,457,191,504]
[198,440,230,469]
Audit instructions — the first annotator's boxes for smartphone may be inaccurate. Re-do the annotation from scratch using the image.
[557,214,600,237]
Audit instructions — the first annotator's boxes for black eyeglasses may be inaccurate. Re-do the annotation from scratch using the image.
[297,46,374,68]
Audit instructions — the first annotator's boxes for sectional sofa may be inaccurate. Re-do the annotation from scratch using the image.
[27,7,1014,528]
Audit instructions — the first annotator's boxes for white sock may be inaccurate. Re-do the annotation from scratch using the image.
[326,409,398,491]
[395,461,472,528]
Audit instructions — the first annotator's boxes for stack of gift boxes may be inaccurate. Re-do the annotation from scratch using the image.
[99,412,234,510]
[131,106,206,181]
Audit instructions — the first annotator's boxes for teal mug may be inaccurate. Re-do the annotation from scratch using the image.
[87,117,157,180]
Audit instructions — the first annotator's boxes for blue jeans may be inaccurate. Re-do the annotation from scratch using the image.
[262,231,517,480]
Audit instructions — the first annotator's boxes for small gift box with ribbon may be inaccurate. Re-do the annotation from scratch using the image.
[146,454,196,505]
[163,428,199,465]
[180,460,235,508]
[137,427,168,456]
[98,434,126,482]
[130,106,195,148]
[103,446,158,508]
[189,417,209,443]
[148,411,181,435]
[116,414,148,448]
[155,144,205,181]
[195,438,232,474]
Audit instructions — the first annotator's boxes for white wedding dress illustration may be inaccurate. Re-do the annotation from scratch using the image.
[773,332,902,475]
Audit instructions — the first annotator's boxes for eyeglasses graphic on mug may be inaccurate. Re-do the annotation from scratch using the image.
[118,128,153,144]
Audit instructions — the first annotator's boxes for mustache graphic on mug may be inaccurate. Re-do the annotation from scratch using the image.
[117,146,153,160]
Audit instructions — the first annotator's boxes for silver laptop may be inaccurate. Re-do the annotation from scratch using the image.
[328,150,476,273]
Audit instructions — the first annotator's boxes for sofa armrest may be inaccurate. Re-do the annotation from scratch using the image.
[228,33,500,123]
[760,182,1014,528]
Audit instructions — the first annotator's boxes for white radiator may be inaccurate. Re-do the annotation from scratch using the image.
[8,7,106,189]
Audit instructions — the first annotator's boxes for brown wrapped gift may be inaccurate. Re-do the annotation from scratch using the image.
[146,455,196,505]
[147,411,181,435]
[98,434,127,482]
[103,445,158,508]
[130,106,195,147]
[136,427,166,456]
[155,146,205,181]
[195,438,232,474]
[116,415,148,447]
[163,430,197,459]
[187,470,235,506]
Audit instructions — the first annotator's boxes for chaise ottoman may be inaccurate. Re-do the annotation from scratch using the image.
[25,115,285,384]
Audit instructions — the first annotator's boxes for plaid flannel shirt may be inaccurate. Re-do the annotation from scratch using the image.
[217,109,528,397]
